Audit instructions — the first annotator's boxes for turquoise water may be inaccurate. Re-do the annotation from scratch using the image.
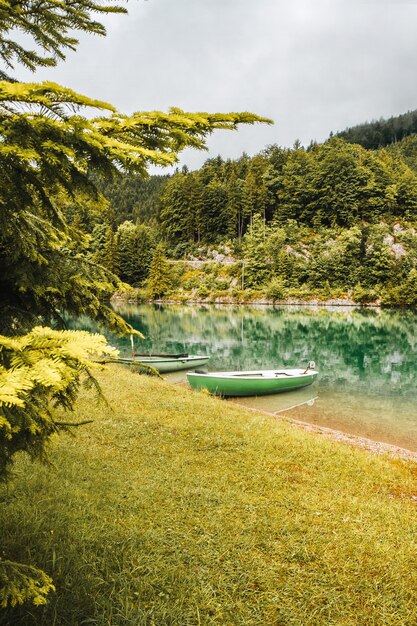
[74,303,417,451]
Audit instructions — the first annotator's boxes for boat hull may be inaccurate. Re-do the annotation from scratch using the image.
[113,355,210,373]
[187,368,318,397]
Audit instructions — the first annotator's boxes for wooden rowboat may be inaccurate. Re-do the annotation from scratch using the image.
[187,364,318,397]
[112,353,210,373]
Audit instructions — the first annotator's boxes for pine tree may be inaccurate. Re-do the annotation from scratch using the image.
[0,82,269,333]
[0,327,117,607]
[147,244,172,299]
[227,166,246,240]
[0,0,271,608]
[276,146,314,224]
[100,226,120,275]
[201,179,229,243]
[116,221,155,285]
[242,214,271,287]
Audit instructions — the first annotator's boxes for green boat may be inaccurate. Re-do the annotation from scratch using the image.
[112,353,210,373]
[187,364,318,397]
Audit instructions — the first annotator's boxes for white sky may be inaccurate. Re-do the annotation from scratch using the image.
[14,0,417,171]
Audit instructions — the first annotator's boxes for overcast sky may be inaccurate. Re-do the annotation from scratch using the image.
[16,0,417,171]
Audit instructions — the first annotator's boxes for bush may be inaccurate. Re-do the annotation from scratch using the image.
[196,285,210,299]
[209,290,232,303]
[171,241,191,259]
[380,269,417,306]
[351,283,378,304]
[230,289,247,303]
[111,284,138,302]
[213,278,230,291]
[266,278,286,302]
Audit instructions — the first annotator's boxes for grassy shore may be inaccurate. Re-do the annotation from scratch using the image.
[2,365,417,625]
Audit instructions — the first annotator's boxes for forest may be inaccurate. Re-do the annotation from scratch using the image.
[2,0,417,619]
[85,130,417,306]
[335,108,417,149]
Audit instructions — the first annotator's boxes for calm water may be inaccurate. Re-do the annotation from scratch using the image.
[73,304,417,451]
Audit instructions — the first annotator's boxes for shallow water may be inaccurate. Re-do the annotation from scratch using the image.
[74,303,417,451]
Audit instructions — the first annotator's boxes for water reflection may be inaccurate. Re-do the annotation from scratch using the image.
[229,388,319,415]
[71,304,417,451]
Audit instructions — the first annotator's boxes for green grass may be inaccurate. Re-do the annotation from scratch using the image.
[2,365,417,625]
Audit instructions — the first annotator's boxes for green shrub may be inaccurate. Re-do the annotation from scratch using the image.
[112,284,138,302]
[196,285,210,299]
[351,283,378,304]
[213,278,230,291]
[266,278,286,302]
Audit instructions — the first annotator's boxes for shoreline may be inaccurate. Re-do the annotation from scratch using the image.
[281,414,417,462]
[111,300,415,462]
[112,294,380,308]
[227,397,417,462]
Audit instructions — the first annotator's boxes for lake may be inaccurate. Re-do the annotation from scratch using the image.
[73,303,417,452]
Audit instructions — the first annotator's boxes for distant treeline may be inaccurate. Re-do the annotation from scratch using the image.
[83,131,417,305]
[95,173,169,227]
[159,137,417,250]
[96,135,417,250]
[335,109,417,149]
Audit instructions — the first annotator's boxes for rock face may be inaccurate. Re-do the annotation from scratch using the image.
[189,247,236,265]
[391,243,407,259]
[383,233,407,259]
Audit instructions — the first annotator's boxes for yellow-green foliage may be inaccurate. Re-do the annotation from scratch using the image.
[2,366,417,623]
[0,1,270,614]
[0,81,271,176]
[0,327,118,608]
[0,326,117,475]
[0,561,54,609]
[0,0,127,77]
[0,80,270,333]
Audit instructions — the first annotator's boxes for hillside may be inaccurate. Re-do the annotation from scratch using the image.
[86,135,417,306]
[335,109,417,150]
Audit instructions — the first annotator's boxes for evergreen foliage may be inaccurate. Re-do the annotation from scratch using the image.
[0,0,270,609]
[335,109,417,149]
[0,327,116,479]
[242,215,271,288]
[156,137,417,250]
[0,80,269,333]
[116,221,156,286]
[96,132,417,302]
[0,326,116,607]
[147,244,172,299]
[0,560,54,609]
[98,226,120,276]
[95,173,169,226]
[0,0,127,81]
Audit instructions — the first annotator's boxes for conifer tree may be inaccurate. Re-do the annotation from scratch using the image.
[116,221,155,285]
[147,244,172,299]
[100,226,120,275]
[0,327,117,607]
[226,166,246,240]
[159,173,193,246]
[0,0,271,608]
[276,147,314,224]
[189,173,205,243]
[201,179,229,243]
[242,214,271,287]
[0,81,269,333]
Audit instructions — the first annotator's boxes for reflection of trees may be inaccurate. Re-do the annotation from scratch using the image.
[76,304,417,398]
